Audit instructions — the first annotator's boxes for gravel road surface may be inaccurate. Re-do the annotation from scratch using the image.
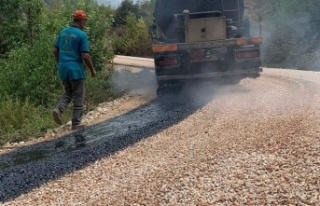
[0,66,320,205]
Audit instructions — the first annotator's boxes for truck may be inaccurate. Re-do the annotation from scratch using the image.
[149,0,262,95]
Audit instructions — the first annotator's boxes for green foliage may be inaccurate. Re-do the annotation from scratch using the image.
[85,66,115,111]
[44,0,78,8]
[1,0,114,105]
[137,0,156,26]
[0,0,115,146]
[114,0,140,25]
[1,34,61,106]
[253,0,320,69]
[0,97,51,146]
[110,0,155,57]
[112,12,152,56]
[84,4,115,71]
[0,0,44,56]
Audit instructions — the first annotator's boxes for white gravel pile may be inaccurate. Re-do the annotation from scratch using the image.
[1,68,320,205]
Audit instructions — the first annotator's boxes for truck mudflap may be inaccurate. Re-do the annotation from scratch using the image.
[156,67,262,81]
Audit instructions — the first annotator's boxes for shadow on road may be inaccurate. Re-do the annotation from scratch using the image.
[0,80,220,202]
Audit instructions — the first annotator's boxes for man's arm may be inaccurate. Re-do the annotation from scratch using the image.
[53,47,59,63]
[81,52,96,78]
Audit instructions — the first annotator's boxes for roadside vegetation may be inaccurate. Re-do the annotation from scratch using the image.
[0,0,318,146]
[0,0,155,146]
[249,0,320,70]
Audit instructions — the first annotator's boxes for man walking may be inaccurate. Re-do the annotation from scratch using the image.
[52,10,96,130]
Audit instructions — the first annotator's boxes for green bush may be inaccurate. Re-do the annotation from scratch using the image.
[0,0,44,56]
[254,0,320,69]
[112,12,152,57]
[1,40,61,107]
[85,65,116,111]
[0,97,52,146]
[0,1,115,146]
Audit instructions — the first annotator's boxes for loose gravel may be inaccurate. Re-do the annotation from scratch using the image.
[1,68,320,205]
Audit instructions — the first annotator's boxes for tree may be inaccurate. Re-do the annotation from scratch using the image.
[114,0,139,25]
[138,0,156,26]
[0,0,116,144]
[0,0,114,106]
[252,0,320,69]
[0,0,44,56]
[112,12,151,56]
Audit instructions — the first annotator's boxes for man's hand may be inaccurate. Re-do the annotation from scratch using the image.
[81,52,96,78]
[91,68,97,78]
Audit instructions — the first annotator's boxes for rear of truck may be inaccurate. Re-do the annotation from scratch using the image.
[150,0,262,93]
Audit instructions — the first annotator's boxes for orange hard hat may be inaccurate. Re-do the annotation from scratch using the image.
[72,10,88,20]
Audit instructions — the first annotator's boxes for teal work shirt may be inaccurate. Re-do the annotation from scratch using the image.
[54,26,89,80]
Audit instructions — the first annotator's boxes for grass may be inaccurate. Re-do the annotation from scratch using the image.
[0,98,49,146]
[0,65,116,146]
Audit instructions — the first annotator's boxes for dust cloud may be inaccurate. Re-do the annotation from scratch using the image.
[246,1,320,70]
[111,66,157,95]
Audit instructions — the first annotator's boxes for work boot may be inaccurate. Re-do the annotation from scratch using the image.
[71,123,86,131]
[52,108,63,125]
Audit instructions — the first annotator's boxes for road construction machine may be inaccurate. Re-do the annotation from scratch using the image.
[149,0,262,95]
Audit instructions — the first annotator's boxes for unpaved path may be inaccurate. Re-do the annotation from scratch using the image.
[1,66,320,205]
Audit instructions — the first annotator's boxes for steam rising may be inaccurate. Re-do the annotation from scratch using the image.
[111,64,244,108]
[111,66,157,95]
[245,0,320,70]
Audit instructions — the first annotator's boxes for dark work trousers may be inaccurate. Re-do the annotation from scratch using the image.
[55,79,85,126]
